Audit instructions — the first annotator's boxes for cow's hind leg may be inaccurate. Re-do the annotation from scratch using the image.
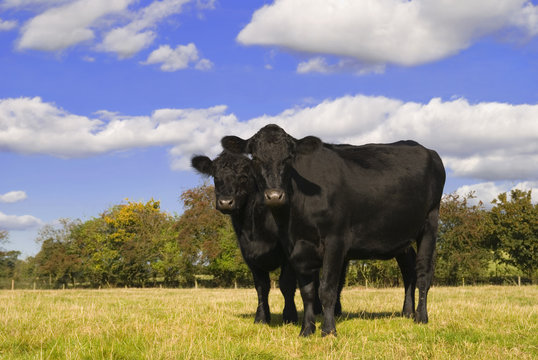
[251,267,271,324]
[279,262,298,324]
[415,208,439,324]
[396,246,417,318]
[313,273,322,315]
[334,261,348,317]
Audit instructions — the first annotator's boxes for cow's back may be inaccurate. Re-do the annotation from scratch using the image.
[289,141,445,259]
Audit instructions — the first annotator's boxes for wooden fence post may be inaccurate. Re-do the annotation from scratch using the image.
[11,279,14,290]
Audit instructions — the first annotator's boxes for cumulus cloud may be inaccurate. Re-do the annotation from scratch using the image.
[0,212,43,230]
[455,181,538,207]
[1,0,71,9]
[0,191,27,203]
[12,0,214,56]
[1,95,537,181]
[0,18,17,31]
[17,0,131,51]
[238,0,538,68]
[142,43,213,71]
[0,97,243,168]
[98,0,191,58]
[297,57,386,75]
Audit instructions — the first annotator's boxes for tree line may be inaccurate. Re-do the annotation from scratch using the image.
[1,186,536,289]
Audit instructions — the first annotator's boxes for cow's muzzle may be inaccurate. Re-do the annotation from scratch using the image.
[217,197,236,212]
[264,189,286,207]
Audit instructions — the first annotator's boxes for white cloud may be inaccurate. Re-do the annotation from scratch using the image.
[142,43,213,71]
[0,18,17,31]
[99,28,156,59]
[8,0,216,56]
[195,0,216,10]
[98,0,191,58]
[297,57,385,75]
[455,181,538,207]
[195,58,214,71]
[1,0,71,9]
[1,95,537,182]
[0,97,242,168]
[297,57,331,74]
[238,0,538,68]
[510,1,538,36]
[17,0,132,51]
[0,211,43,230]
[0,191,27,203]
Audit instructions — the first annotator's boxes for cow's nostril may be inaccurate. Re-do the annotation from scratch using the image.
[264,189,286,206]
[218,197,235,210]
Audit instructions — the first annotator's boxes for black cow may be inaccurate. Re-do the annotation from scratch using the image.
[192,151,346,325]
[222,124,446,336]
[192,151,298,324]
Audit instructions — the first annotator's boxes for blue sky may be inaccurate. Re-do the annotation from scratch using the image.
[1,0,537,257]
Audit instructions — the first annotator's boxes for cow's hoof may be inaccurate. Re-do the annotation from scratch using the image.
[414,312,428,324]
[299,324,316,337]
[283,312,298,324]
[321,328,337,337]
[254,315,270,324]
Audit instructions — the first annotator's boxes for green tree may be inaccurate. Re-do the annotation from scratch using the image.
[34,219,82,288]
[176,184,250,287]
[488,190,538,283]
[207,222,251,287]
[70,216,117,287]
[101,199,178,287]
[347,260,401,287]
[0,230,20,286]
[435,193,492,285]
[0,230,7,245]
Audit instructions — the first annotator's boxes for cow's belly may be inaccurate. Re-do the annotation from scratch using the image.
[347,237,413,260]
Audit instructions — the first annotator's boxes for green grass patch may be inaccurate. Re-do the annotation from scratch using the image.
[0,286,536,359]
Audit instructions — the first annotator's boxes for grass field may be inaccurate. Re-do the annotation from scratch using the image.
[0,286,536,359]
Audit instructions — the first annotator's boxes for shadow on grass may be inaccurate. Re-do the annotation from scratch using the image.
[238,310,402,327]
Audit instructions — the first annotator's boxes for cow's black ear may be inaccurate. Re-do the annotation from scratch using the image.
[221,136,249,154]
[191,155,213,176]
[296,136,322,154]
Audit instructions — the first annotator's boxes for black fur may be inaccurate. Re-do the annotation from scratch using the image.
[222,124,445,336]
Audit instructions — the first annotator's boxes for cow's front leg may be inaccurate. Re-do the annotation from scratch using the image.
[251,267,271,324]
[297,274,317,336]
[279,261,298,324]
[320,243,346,336]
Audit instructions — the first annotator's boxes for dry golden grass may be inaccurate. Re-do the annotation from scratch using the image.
[0,286,536,359]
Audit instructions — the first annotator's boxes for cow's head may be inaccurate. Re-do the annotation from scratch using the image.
[221,124,321,207]
[191,152,254,214]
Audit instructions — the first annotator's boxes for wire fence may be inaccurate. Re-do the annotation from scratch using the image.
[1,275,533,290]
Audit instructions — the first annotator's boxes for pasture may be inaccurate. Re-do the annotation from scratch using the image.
[1,286,536,359]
